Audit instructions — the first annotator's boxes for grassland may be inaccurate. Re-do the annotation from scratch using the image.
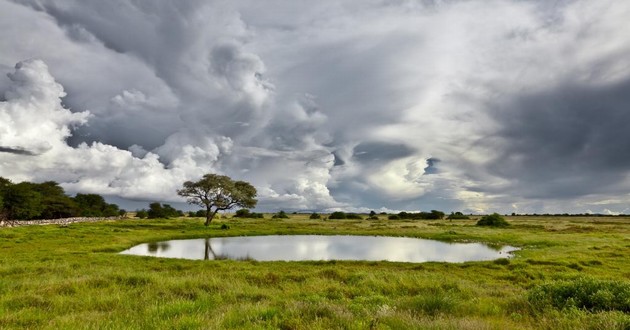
[0,215,628,329]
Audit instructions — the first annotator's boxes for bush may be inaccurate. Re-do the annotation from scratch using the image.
[346,213,363,220]
[447,212,469,220]
[388,215,401,220]
[476,213,510,227]
[233,208,264,218]
[393,210,446,220]
[272,210,289,219]
[235,209,251,218]
[528,277,630,312]
[135,210,148,219]
[328,212,347,220]
[309,213,321,219]
[146,202,181,219]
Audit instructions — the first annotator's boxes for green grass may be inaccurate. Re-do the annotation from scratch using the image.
[1,215,629,329]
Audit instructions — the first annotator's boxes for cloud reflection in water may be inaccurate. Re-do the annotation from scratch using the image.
[120,235,518,263]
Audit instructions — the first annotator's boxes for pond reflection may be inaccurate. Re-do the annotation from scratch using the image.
[120,235,519,263]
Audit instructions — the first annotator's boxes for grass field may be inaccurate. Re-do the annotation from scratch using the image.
[0,215,629,329]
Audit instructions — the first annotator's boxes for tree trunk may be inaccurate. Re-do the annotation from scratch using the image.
[204,208,218,226]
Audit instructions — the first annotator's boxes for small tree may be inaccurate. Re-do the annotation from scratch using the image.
[135,209,148,219]
[177,174,257,226]
[309,212,321,220]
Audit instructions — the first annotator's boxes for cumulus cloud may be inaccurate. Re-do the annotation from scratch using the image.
[0,59,190,200]
[1,0,630,213]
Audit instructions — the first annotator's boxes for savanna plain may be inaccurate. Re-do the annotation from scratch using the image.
[0,215,629,329]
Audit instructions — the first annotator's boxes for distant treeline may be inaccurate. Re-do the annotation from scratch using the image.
[0,177,123,221]
[508,213,628,217]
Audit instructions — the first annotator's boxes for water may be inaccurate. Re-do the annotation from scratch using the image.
[120,235,519,263]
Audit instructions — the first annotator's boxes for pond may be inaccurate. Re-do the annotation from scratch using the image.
[120,235,519,263]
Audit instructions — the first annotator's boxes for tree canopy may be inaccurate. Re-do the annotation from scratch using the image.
[0,177,122,221]
[177,174,257,226]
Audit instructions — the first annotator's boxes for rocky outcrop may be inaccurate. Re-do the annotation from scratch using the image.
[0,217,123,228]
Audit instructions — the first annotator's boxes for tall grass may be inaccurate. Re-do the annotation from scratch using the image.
[0,215,629,329]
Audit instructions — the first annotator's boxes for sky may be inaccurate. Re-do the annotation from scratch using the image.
[1,0,630,214]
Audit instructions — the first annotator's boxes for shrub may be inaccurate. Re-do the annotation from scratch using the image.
[328,212,347,220]
[476,213,510,227]
[234,208,264,218]
[135,210,148,219]
[309,213,321,220]
[447,212,469,220]
[346,213,363,220]
[388,215,401,220]
[528,277,630,312]
[272,210,289,219]
[234,209,251,218]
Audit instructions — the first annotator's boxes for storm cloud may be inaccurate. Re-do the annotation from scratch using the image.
[1,0,629,214]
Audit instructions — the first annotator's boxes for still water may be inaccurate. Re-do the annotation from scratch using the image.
[120,235,518,263]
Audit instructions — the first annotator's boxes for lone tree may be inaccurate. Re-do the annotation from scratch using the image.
[177,174,257,226]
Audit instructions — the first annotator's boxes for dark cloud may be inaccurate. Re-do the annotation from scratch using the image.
[353,142,415,163]
[0,146,37,156]
[483,77,630,199]
[424,158,440,175]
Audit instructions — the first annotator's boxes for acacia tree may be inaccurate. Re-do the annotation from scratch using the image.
[177,174,257,226]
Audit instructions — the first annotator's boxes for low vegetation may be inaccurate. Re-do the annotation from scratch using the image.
[528,277,630,312]
[271,210,289,219]
[233,209,264,219]
[1,215,629,329]
[476,213,511,227]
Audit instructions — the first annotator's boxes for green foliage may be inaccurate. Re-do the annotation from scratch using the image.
[0,178,122,220]
[135,210,148,219]
[528,277,630,312]
[328,211,347,219]
[147,203,181,219]
[476,213,510,227]
[32,181,78,219]
[346,213,363,220]
[430,210,445,219]
[388,215,401,220]
[3,182,44,220]
[235,208,251,217]
[393,210,446,220]
[309,213,321,219]
[272,210,289,219]
[73,193,120,217]
[177,173,257,226]
[447,212,470,220]
[235,208,264,218]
